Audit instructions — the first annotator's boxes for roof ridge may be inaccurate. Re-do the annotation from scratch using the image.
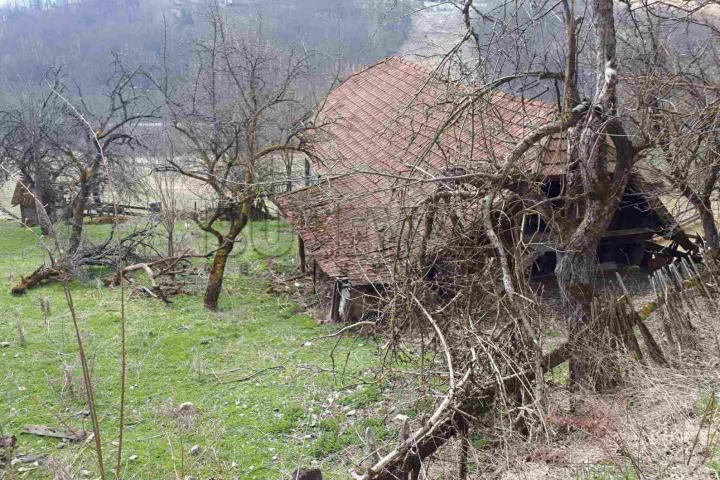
[339,56,555,113]
[338,56,452,90]
[388,55,453,83]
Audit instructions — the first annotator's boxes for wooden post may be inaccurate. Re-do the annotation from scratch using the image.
[312,260,317,294]
[298,235,306,273]
[304,158,311,186]
[330,279,340,323]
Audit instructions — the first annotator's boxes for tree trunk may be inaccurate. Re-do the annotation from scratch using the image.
[167,228,175,258]
[700,203,720,251]
[555,251,596,385]
[680,183,718,251]
[203,206,249,310]
[298,236,306,273]
[562,0,579,113]
[304,158,311,186]
[555,0,631,390]
[285,151,293,192]
[204,239,234,310]
[68,175,92,254]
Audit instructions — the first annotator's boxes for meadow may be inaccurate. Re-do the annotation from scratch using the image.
[0,220,392,479]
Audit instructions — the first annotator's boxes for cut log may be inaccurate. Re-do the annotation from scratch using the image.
[11,266,64,296]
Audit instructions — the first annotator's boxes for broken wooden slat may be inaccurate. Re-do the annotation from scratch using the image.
[615,273,666,365]
[21,425,86,442]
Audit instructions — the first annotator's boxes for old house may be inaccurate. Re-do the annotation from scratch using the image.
[277,57,694,322]
[10,178,39,227]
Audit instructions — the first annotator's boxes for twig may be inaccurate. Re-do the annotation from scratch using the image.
[115,273,127,479]
[305,321,377,343]
[213,365,286,384]
[63,283,105,480]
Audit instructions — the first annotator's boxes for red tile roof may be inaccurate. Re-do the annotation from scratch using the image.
[277,57,568,284]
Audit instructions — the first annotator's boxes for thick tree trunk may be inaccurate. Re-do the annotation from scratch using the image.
[204,239,234,310]
[556,0,633,389]
[555,251,596,384]
[203,206,249,310]
[68,196,87,254]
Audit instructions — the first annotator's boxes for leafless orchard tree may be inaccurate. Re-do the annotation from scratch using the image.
[152,5,314,310]
[619,8,720,251]
[0,75,68,233]
[0,63,160,294]
[407,0,639,387]
[50,63,158,255]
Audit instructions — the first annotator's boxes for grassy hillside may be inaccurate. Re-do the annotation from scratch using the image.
[0,220,390,479]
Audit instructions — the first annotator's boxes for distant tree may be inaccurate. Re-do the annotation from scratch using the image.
[0,81,66,233]
[47,64,157,254]
[0,62,157,247]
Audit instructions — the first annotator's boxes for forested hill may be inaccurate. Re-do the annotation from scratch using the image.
[0,0,415,94]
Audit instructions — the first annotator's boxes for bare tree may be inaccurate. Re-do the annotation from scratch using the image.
[0,76,67,233]
[47,63,157,254]
[0,63,160,294]
[619,10,720,251]
[154,5,311,310]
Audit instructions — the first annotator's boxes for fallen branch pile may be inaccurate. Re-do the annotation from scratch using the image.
[104,255,196,303]
[352,342,570,480]
[11,226,159,296]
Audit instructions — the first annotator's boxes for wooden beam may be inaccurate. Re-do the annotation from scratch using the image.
[298,236,306,273]
[330,279,341,322]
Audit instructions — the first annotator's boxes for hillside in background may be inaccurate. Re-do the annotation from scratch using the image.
[0,0,415,95]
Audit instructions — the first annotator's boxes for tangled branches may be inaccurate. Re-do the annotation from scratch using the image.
[11,223,161,296]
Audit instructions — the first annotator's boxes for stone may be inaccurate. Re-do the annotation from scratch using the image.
[189,444,201,455]
[0,341,9,348]
[129,454,139,462]
[0,434,16,448]
[176,402,198,416]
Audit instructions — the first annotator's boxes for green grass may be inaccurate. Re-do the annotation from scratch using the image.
[0,220,386,479]
[545,360,570,386]
[575,464,639,480]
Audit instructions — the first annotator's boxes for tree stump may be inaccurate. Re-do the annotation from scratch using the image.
[291,468,322,480]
